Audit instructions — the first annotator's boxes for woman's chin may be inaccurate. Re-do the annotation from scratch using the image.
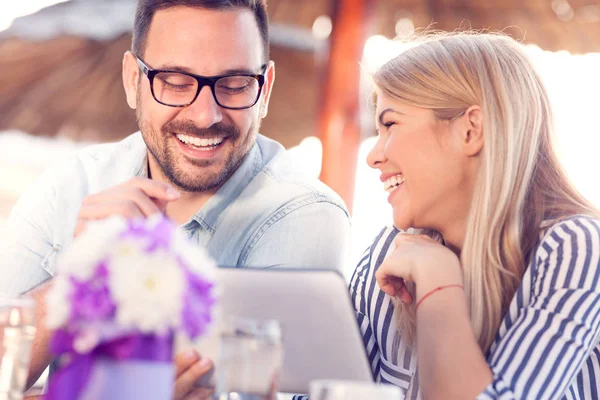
[392,213,412,231]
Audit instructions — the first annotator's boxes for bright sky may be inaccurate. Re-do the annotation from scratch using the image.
[0,0,68,32]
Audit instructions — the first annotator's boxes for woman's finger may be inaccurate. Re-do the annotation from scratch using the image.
[396,285,414,304]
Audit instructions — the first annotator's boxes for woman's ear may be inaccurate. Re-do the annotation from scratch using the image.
[122,51,140,110]
[461,105,484,157]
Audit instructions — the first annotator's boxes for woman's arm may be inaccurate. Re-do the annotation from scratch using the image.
[416,284,492,399]
[376,217,600,400]
[375,232,491,399]
[477,217,600,399]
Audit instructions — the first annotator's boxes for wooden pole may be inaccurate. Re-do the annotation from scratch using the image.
[318,0,373,213]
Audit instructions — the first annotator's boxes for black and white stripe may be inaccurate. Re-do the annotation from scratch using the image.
[350,216,600,399]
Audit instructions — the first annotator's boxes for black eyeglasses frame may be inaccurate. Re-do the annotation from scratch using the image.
[135,55,267,110]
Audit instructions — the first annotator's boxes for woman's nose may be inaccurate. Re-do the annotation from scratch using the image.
[366,137,387,169]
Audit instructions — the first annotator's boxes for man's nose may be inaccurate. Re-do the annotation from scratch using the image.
[180,86,223,128]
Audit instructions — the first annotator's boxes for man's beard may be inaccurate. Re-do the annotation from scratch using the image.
[136,108,257,193]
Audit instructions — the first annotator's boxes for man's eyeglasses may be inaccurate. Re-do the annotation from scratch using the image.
[136,56,267,110]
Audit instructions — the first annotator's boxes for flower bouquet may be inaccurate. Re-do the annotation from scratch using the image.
[44,215,217,400]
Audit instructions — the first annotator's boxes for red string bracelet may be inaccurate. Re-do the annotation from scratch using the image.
[415,284,464,311]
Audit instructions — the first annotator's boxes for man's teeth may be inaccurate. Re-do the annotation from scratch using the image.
[384,174,405,193]
[176,134,224,147]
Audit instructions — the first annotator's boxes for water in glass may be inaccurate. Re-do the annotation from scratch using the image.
[214,318,282,400]
[0,297,36,400]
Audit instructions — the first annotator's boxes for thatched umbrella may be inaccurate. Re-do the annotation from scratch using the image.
[2,0,599,145]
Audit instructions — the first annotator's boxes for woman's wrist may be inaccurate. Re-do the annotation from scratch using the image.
[416,284,465,310]
[415,259,463,305]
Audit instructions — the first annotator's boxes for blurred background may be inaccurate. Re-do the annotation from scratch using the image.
[1,0,600,271]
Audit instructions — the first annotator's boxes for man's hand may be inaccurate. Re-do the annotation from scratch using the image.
[173,350,214,400]
[75,177,180,236]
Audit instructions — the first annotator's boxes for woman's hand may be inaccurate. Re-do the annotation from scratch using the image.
[173,349,214,400]
[375,234,462,304]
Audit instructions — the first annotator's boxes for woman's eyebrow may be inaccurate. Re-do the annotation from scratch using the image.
[378,108,404,125]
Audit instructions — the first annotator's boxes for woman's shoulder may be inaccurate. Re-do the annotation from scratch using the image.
[369,226,401,261]
[535,214,600,261]
[528,215,600,292]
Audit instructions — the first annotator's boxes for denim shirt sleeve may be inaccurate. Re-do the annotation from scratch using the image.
[239,201,351,271]
[0,167,59,296]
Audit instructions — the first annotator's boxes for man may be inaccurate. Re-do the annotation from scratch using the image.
[0,1,350,398]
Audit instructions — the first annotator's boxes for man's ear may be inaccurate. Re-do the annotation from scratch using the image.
[460,105,484,157]
[122,51,140,110]
[259,60,275,119]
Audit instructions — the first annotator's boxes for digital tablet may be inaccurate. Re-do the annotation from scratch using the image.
[176,267,373,393]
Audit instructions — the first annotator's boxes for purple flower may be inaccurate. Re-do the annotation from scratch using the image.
[145,217,176,252]
[50,328,76,355]
[69,262,116,323]
[181,268,216,339]
[52,215,217,346]
[120,216,176,253]
[120,218,148,239]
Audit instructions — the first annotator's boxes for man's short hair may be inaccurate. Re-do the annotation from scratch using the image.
[133,0,269,62]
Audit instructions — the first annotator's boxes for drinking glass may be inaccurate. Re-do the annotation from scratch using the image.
[0,297,36,400]
[309,380,402,400]
[214,317,283,400]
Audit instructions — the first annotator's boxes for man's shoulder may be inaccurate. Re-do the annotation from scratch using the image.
[33,132,146,207]
[63,132,146,186]
[75,132,145,167]
[252,135,349,214]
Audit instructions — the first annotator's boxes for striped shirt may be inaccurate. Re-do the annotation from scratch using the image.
[349,215,600,399]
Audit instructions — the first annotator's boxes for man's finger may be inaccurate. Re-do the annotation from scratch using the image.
[174,357,213,400]
[77,201,144,221]
[74,220,87,238]
[121,177,180,201]
[121,187,164,216]
[84,188,163,217]
[182,387,215,400]
[174,350,200,378]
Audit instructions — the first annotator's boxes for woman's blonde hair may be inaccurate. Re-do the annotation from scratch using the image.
[373,31,598,353]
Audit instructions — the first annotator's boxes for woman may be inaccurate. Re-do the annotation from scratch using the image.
[350,32,600,399]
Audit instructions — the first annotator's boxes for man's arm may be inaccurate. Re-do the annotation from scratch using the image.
[240,201,351,271]
[0,163,66,388]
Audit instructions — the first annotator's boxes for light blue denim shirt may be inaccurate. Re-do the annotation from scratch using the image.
[0,132,351,296]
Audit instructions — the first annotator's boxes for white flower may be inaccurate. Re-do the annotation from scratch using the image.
[45,275,73,329]
[57,217,127,280]
[108,246,185,334]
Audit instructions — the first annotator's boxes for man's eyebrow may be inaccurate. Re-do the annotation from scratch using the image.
[153,64,261,76]
[377,108,404,125]
[220,67,263,75]
[155,64,195,74]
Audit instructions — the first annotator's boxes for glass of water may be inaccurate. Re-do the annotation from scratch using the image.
[214,317,283,400]
[309,380,402,400]
[0,296,36,400]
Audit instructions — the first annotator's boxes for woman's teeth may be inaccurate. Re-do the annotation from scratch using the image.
[176,134,224,149]
[384,174,405,193]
